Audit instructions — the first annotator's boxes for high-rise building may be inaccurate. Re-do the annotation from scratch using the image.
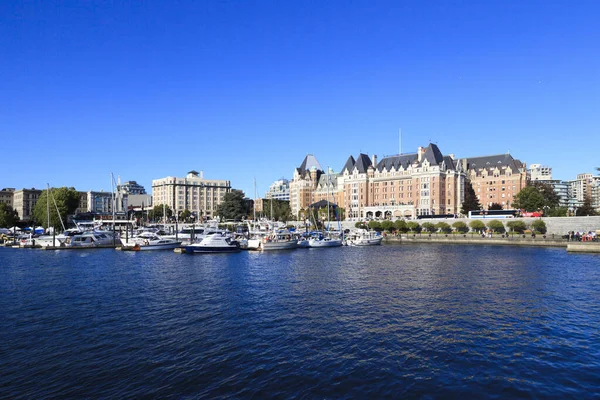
[152,170,231,220]
[118,180,147,195]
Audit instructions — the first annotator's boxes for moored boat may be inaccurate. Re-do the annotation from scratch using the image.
[345,229,383,246]
[184,232,240,253]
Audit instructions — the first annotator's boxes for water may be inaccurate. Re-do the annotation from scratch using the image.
[1,244,599,398]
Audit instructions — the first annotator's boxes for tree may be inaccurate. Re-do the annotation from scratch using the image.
[512,186,545,212]
[531,181,560,209]
[394,219,409,233]
[576,195,597,216]
[179,209,191,222]
[422,222,437,233]
[32,187,80,230]
[486,220,505,234]
[148,204,172,222]
[461,182,481,215]
[469,220,486,232]
[452,221,469,233]
[489,203,503,210]
[530,219,547,234]
[368,220,382,232]
[407,221,422,233]
[0,203,19,228]
[216,190,250,221]
[380,220,394,232]
[436,222,452,234]
[506,220,527,234]
[547,207,568,217]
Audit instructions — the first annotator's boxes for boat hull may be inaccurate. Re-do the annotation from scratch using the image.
[350,237,383,246]
[137,242,182,251]
[308,239,343,248]
[261,241,298,251]
[184,245,241,254]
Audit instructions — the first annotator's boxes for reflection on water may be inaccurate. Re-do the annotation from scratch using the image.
[0,244,599,398]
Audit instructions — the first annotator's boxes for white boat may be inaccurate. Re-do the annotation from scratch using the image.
[184,232,241,253]
[67,230,121,247]
[260,230,298,251]
[346,229,383,246]
[125,231,182,251]
[308,233,343,248]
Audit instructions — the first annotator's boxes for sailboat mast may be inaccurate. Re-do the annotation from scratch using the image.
[253,177,257,221]
[46,183,50,230]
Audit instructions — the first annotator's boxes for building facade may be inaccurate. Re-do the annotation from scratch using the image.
[118,180,147,195]
[289,155,323,219]
[13,188,42,221]
[0,188,15,208]
[529,164,552,181]
[463,154,528,210]
[265,179,290,201]
[152,170,231,220]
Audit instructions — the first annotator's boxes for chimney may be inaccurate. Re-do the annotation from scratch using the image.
[372,154,377,166]
[417,146,424,162]
[449,154,455,160]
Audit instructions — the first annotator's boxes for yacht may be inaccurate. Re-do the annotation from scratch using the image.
[308,232,343,248]
[127,231,182,251]
[184,232,241,254]
[259,230,298,251]
[67,230,121,248]
[345,229,383,246]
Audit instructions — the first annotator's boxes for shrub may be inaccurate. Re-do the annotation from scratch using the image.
[469,220,486,232]
[407,221,422,233]
[355,221,367,229]
[506,220,527,234]
[436,222,452,234]
[394,219,409,233]
[422,222,437,233]
[530,219,547,234]
[381,220,394,232]
[486,220,505,234]
[368,220,382,232]
[452,221,469,233]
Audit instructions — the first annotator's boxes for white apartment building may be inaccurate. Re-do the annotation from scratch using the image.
[529,164,552,181]
[152,170,231,219]
[265,179,290,201]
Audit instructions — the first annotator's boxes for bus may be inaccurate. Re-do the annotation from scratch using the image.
[468,209,519,219]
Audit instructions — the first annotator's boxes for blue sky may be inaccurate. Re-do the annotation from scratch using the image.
[1,0,598,197]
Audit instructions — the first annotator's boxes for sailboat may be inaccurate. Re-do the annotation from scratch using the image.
[308,170,343,248]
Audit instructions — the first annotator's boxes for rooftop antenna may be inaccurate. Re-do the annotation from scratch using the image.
[399,128,402,155]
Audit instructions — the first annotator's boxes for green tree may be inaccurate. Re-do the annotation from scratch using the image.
[381,220,394,232]
[452,221,469,233]
[531,181,560,209]
[530,219,547,234]
[422,222,437,233]
[469,220,486,232]
[355,221,367,229]
[0,203,19,228]
[461,182,481,215]
[547,207,568,217]
[576,195,597,216]
[179,209,191,222]
[148,204,172,222]
[32,187,80,230]
[216,190,250,221]
[407,221,422,233]
[368,220,382,232]
[506,220,527,233]
[436,221,452,234]
[394,219,409,233]
[486,220,505,234]
[512,186,545,212]
[489,203,503,210]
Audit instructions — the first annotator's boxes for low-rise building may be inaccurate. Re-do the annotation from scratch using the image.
[265,179,290,201]
[529,164,552,181]
[13,188,42,221]
[0,188,15,208]
[463,153,528,210]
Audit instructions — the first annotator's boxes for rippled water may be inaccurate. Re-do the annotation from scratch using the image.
[1,244,599,398]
